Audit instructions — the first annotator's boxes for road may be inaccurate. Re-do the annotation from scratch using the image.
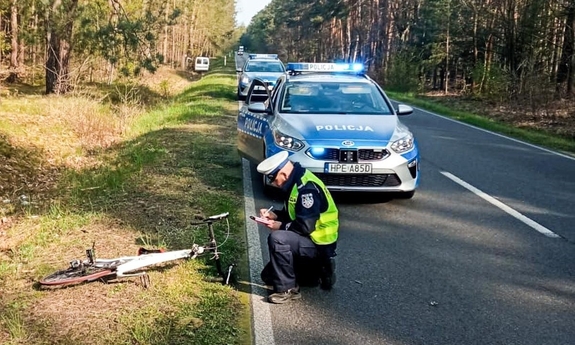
[236,55,575,345]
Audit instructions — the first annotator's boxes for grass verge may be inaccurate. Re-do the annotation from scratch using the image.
[386,91,575,155]
[0,59,251,344]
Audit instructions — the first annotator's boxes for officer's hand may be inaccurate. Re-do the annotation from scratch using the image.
[266,221,281,231]
[259,209,277,220]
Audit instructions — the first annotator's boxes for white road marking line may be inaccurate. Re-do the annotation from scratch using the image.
[441,171,561,239]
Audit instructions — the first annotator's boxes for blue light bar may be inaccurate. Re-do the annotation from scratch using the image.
[286,62,364,73]
[248,54,279,59]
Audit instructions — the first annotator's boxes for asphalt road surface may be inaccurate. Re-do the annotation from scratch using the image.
[236,59,575,344]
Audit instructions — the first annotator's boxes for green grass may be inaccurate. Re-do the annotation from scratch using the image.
[0,58,252,345]
[0,303,27,343]
[386,91,575,155]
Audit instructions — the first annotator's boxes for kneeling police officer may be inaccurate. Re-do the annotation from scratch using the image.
[256,151,339,304]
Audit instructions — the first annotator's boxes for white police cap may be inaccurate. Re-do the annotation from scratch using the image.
[257,151,290,175]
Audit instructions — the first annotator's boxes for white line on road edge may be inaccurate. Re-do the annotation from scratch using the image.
[243,158,275,345]
[441,171,561,239]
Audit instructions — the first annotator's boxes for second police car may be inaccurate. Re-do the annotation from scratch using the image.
[237,62,420,198]
[236,54,286,101]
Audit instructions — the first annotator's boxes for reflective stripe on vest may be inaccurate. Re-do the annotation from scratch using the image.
[288,171,339,245]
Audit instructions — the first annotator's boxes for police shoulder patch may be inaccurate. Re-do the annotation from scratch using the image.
[301,193,314,209]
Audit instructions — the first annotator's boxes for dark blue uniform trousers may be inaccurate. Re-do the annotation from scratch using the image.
[265,230,318,292]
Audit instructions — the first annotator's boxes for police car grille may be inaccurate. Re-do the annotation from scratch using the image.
[311,149,389,161]
[358,149,390,160]
[317,173,401,187]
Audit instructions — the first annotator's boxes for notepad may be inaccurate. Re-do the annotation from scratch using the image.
[249,216,274,226]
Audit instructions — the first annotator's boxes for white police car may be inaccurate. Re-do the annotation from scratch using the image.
[237,62,420,198]
[236,54,286,101]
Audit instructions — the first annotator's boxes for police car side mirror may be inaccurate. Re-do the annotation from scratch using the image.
[396,104,413,116]
[236,68,243,72]
[247,102,270,114]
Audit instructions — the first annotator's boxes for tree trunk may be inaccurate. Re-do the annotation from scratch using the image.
[7,0,20,83]
[471,2,478,92]
[163,0,169,64]
[445,21,450,93]
[45,0,78,94]
[556,1,575,97]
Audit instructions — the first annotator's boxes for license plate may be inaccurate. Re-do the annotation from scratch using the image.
[325,163,372,174]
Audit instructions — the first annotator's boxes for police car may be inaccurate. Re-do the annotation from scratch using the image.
[236,54,286,101]
[237,62,420,198]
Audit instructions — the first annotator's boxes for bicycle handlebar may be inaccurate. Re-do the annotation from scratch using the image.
[207,212,229,221]
[190,212,230,225]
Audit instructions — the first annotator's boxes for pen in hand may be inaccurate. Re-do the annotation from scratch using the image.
[264,205,274,217]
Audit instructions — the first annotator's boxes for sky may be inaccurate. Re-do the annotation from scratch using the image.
[236,0,272,27]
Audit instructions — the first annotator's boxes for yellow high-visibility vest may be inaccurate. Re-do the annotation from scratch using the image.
[288,171,338,245]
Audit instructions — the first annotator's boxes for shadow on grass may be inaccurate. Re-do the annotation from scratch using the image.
[66,113,241,222]
[0,82,45,95]
[62,118,249,312]
[0,133,60,211]
[2,62,251,345]
[1,63,243,259]
[178,82,237,102]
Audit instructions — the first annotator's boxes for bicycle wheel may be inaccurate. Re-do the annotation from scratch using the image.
[39,266,114,286]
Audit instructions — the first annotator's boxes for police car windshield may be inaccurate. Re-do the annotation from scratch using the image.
[279,81,392,115]
[245,61,285,73]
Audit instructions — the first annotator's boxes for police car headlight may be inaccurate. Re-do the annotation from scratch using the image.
[241,76,250,84]
[273,130,304,151]
[390,133,414,153]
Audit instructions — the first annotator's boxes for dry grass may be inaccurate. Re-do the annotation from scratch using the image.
[21,219,207,344]
[0,63,249,345]
[419,91,575,139]
[0,66,195,214]
[0,94,120,217]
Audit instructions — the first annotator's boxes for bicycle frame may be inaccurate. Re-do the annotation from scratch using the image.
[39,212,233,287]
[91,248,196,278]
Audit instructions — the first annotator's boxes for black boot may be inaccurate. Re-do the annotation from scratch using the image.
[260,262,274,286]
[319,257,336,290]
[295,256,320,287]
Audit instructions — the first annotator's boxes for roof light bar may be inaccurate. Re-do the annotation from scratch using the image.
[286,62,364,73]
[248,54,279,59]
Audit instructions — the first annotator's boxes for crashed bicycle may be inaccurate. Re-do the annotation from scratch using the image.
[39,212,234,288]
